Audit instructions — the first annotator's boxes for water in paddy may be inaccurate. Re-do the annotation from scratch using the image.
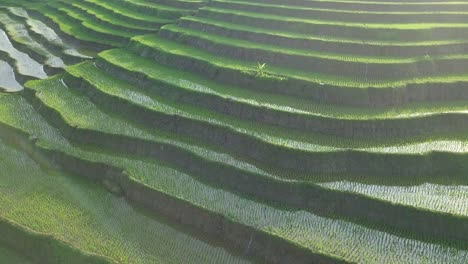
[0,61,22,92]
[6,7,95,59]
[0,11,65,69]
[0,29,47,79]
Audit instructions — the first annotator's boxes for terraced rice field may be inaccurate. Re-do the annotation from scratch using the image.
[0,0,467,263]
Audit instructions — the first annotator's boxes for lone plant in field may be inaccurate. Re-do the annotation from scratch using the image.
[255,62,267,77]
[253,62,287,81]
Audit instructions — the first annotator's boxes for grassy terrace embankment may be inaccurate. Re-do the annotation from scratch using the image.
[209,0,468,23]
[21,75,468,247]
[63,59,468,177]
[96,49,468,139]
[30,0,201,47]
[230,0,468,12]
[0,94,252,264]
[0,0,467,263]
[2,90,468,262]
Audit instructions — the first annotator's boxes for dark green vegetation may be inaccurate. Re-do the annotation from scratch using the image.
[0,0,467,263]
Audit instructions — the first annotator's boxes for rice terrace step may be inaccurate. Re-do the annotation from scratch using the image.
[0,0,467,263]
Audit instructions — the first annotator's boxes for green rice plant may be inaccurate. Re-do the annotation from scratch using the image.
[68,63,463,158]
[1,93,467,263]
[0,244,32,263]
[159,23,468,85]
[201,6,468,30]
[0,106,250,263]
[64,61,468,158]
[162,24,468,64]
[180,15,468,47]
[212,0,468,21]
[81,0,174,25]
[122,154,468,264]
[22,74,468,244]
[26,76,280,183]
[130,34,468,89]
[92,50,467,157]
[320,181,468,217]
[67,1,156,33]
[1,0,467,262]
[98,48,468,121]
[118,0,189,19]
